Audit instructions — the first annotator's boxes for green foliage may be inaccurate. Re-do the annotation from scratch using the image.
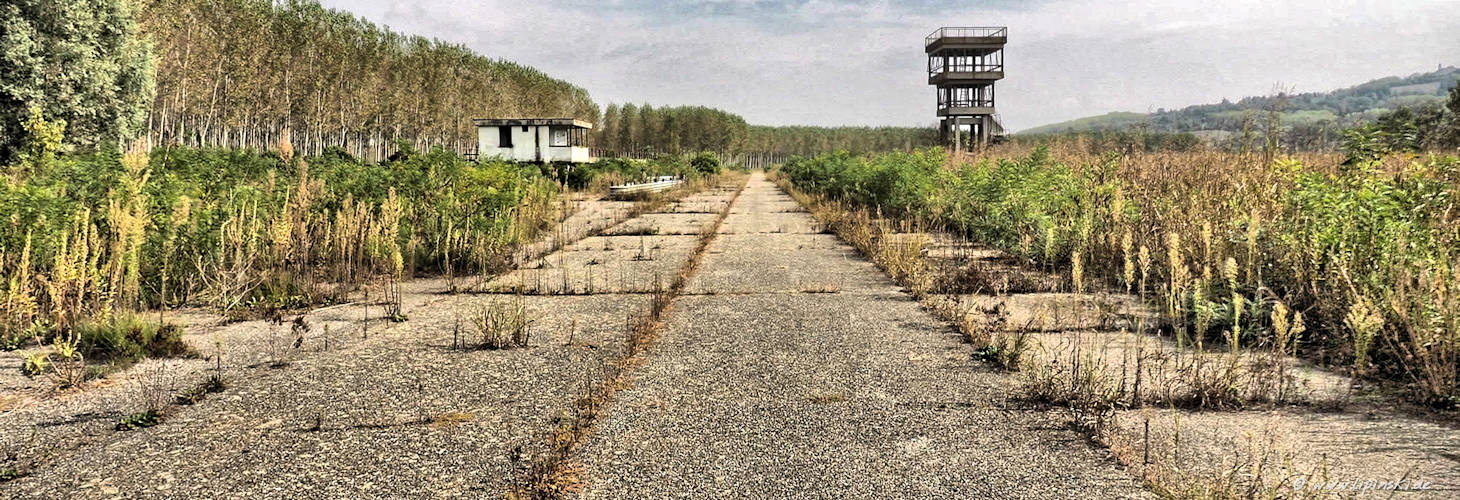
[115,409,162,431]
[1449,82,1460,117]
[945,148,1104,261]
[1020,112,1151,136]
[2,331,26,351]
[1,0,153,164]
[564,155,712,190]
[1283,142,1460,335]
[1359,81,1460,152]
[10,107,67,175]
[21,352,49,376]
[565,157,630,190]
[174,376,226,405]
[74,315,192,364]
[781,149,944,218]
[690,152,721,175]
[784,146,1118,262]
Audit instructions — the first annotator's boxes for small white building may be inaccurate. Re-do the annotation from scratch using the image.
[474,118,593,163]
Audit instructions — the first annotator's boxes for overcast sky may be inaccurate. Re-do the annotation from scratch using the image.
[321,0,1460,131]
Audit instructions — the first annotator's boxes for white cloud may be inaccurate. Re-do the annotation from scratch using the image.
[323,0,1460,131]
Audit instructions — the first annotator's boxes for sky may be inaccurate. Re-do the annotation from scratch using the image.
[320,0,1460,131]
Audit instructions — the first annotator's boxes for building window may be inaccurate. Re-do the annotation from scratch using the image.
[550,127,569,147]
[498,127,512,148]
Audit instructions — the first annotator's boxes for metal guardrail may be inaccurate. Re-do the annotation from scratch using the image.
[925,27,1007,46]
[608,179,683,199]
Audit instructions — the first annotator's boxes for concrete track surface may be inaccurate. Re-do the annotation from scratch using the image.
[4,173,1146,498]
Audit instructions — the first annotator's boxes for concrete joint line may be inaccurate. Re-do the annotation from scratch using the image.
[509,175,749,498]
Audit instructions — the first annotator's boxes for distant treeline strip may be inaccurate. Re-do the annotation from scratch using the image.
[139,0,598,161]
[595,103,937,156]
[747,125,938,155]
[597,104,749,154]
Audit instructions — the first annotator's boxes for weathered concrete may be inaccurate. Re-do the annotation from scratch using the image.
[0,187,716,498]
[577,172,1145,498]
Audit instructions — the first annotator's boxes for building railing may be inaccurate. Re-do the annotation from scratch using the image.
[938,98,996,109]
[925,27,1007,46]
[928,62,1004,78]
[608,179,683,199]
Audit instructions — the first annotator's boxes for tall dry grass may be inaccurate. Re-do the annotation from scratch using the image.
[780,136,1460,408]
[0,120,567,361]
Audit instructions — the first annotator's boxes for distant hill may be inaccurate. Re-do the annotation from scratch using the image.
[1021,66,1460,136]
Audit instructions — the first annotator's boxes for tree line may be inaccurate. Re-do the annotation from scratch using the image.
[594,103,937,156]
[136,0,598,162]
[1,0,153,165]
[596,104,749,155]
[3,0,601,164]
[1357,83,1460,152]
[746,126,938,155]
[4,0,947,166]
[1023,67,1460,153]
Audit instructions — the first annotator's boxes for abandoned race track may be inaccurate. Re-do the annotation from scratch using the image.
[4,173,1144,498]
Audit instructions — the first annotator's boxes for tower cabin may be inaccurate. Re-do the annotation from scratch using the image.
[926,27,1007,150]
[474,118,593,163]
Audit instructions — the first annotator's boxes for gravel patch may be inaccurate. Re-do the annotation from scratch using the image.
[579,294,1145,499]
[728,200,804,214]
[684,234,894,295]
[930,292,1149,331]
[1109,407,1460,496]
[601,213,720,236]
[717,212,823,234]
[485,235,698,294]
[6,293,652,498]
[511,197,640,265]
[664,195,734,214]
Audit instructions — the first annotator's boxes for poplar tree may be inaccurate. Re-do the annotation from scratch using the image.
[0,0,154,164]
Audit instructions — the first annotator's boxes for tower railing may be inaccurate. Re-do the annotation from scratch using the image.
[929,60,1004,78]
[937,97,996,110]
[925,27,1007,46]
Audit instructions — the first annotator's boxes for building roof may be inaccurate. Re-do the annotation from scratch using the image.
[472,118,593,129]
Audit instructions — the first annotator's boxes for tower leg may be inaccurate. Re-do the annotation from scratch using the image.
[979,115,991,148]
[954,118,963,152]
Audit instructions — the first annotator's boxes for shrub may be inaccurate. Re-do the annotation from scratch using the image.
[781,149,944,218]
[114,410,161,431]
[690,152,721,175]
[75,314,192,365]
[469,301,533,350]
